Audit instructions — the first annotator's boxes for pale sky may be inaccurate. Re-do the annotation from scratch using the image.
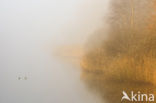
[0,0,109,103]
[0,0,110,46]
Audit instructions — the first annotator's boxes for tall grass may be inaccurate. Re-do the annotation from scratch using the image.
[81,0,156,85]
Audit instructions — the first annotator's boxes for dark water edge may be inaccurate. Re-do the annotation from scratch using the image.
[82,72,156,103]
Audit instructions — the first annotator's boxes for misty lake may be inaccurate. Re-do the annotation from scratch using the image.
[0,0,109,103]
[0,44,103,103]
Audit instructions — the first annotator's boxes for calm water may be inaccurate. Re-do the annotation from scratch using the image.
[0,46,103,103]
[0,0,109,102]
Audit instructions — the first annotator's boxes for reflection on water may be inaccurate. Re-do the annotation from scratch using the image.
[54,46,104,103]
[82,72,156,103]
[80,0,156,102]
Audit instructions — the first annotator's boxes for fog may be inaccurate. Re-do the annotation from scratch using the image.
[0,0,109,103]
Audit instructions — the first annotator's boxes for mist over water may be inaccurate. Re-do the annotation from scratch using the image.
[0,0,109,103]
[81,0,156,103]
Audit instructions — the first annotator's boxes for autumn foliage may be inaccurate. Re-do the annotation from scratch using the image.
[81,0,156,85]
